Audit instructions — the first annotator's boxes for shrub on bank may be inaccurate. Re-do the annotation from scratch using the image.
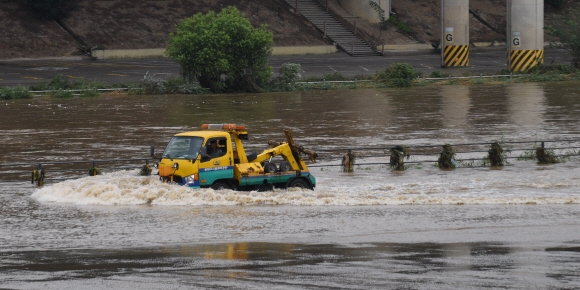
[269,63,302,91]
[7,61,580,98]
[374,63,418,87]
[279,63,302,83]
[0,86,33,100]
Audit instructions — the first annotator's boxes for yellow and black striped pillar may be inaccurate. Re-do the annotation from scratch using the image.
[509,49,544,72]
[443,45,469,67]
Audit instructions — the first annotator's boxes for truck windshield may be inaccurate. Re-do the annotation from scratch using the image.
[162,136,204,160]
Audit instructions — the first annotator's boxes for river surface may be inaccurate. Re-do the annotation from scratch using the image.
[1,82,580,289]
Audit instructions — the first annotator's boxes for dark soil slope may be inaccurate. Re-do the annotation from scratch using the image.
[0,0,577,59]
[0,0,329,59]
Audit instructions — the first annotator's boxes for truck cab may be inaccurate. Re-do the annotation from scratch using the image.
[157,124,316,191]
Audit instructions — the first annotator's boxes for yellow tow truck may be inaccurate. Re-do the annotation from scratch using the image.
[154,124,317,191]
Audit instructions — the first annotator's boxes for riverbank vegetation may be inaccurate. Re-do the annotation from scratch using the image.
[1,62,579,100]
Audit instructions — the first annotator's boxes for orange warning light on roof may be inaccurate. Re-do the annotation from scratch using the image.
[200,124,247,131]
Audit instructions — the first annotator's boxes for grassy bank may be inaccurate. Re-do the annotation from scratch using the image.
[1,63,579,99]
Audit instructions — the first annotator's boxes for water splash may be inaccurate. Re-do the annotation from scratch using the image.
[30,170,580,206]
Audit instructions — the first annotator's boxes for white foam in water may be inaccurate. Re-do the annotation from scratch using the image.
[30,168,580,206]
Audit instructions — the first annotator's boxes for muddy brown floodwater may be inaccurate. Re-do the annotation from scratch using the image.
[1,82,580,289]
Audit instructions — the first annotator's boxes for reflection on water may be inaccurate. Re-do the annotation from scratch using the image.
[440,85,470,138]
[1,241,577,289]
[507,83,546,130]
[203,243,251,260]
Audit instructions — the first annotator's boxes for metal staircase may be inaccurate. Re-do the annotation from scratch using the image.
[285,0,381,57]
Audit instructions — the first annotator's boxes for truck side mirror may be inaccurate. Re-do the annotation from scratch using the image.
[150,145,155,157]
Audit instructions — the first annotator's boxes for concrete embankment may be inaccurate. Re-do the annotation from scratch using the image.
[92,46,339,60]
[90,42,542,60]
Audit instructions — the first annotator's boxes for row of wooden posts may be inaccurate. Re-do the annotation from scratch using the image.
[340,142,570,172]
[29,160,153,187]
[10,141,579,186]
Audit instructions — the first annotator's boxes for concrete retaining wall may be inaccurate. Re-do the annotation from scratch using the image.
[92,46,338,59]
[272,46,338,55]
[90,43,556,59]
[91,49,166,59]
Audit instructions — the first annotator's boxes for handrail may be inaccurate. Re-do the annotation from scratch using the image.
[313,0,379,48]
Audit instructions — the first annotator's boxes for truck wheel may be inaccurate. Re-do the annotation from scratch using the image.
[279,161,292,172]
[211,181,233,190]
[263,161,277,173]
[288,178,309,189]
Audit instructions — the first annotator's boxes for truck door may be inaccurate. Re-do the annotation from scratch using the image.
[198,136,234,187]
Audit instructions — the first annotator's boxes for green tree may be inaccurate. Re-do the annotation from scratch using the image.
[166,7,274,93]
[546,7,580,68]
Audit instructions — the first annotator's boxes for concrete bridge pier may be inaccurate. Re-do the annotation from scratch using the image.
[507,0,544,72]
[441,0,470,68]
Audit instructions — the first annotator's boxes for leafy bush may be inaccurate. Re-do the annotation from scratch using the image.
[165,78,186,93]
[142,72,167,94]
[374,63,418,87]
[48,74,70,89]
[166,6,274,93]
[269,63,302,91]
[12,86,33,99]
[26,0,76,19]
[0,86,33,100]
[279,63,302,84]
